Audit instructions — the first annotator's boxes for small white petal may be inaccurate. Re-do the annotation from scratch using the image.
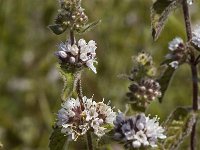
[187,0,193,5]
[69,57,76,64]
[86,60,97,74]
[80,53,88,61]
[132,141,141,148]
[58,51,68,58]
[78,39,87,47]
[169,61,179,69]
[192,25,200,48]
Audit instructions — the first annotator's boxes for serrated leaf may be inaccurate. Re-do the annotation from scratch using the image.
[49,126,67,150]
[161,107,196,150]
[59,67,81,101]
[157,64,176,102]
[49,24,67,35]
[77,20,101,34]
[151,0,182,40]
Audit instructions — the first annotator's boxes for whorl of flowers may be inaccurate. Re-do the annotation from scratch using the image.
[166,37,186,69]
[191,25,200,48]
[57,96,116,141]
[56,0,88,31]
[127,78,161,103]
[55,38,97,73]
[114,113,166,149]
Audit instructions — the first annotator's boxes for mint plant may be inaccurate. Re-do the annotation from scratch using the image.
[48,0,199,150]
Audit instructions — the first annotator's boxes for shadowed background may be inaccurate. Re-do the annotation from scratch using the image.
[0,0,200,149]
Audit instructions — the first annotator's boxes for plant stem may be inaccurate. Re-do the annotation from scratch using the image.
[182,1,198,150]
[182,0,192,41]
[69,30,94,149]
[70,30,75,45]
[86,131,94,150]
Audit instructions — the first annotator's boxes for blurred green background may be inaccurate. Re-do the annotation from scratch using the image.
[0,0,200,149]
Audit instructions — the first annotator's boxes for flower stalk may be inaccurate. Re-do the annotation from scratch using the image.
[182,1,199,149]
[86,131,94,150]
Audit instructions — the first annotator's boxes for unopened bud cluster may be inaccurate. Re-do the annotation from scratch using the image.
[114,113,166,149]
[128,52,160,110]
[127,78,161,104]
[56,0,88,31]
[55,38,97,73]
[134,52,153,66]
[166,37,187,69]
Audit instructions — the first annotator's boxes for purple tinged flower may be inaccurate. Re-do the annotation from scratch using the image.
[192,25,200,48]
[114,113,166,148]
[168,37,183,51]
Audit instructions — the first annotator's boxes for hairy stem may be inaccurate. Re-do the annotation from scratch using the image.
[70,30,75,45]
[182,1,198,150]
[182,0,192,41]
[86,131,94,150]
[69,30,94,149]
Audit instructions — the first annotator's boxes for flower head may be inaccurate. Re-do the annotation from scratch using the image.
[127,78,161,103]
[168,37,183,51]
[114,113,166,148]
[55,39,97,73]
[192,25,200,48]
[56,0,88,31]
[57,96,116,141]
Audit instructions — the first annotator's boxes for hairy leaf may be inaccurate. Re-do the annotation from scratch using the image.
[49,24,67,35]
[49,126,67,150]
[77,20,101,33]
[151,0,182,40]
[157,64,175,102]
[59,67,81,101]
[161,107,196,150]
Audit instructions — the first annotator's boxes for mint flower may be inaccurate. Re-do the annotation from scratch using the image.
[168,37,183,51]
[57,96,116,141]
[165,37,186,69]
[114,113,166,148]
[192,25,200,48]
[55,38,97,73]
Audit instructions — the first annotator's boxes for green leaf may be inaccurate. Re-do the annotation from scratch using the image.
[77,20,101,33]
[96,131,114,149]
[48,24,67,35]
[151,0,182,40]
[157,64,176,102]
[49,126,67,150]
[161,107,196,150]
[58,66,81,101]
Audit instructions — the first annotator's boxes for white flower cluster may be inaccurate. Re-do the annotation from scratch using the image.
[55,39,97,73]
[57,96,116,141]
[168,37,183,51]
[192,26,200,48]
[166,37,185,69]
[114,113,166,148]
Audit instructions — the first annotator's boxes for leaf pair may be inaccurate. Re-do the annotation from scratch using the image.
[49,20,101,35]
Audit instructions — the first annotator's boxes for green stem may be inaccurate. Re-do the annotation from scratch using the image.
[86,131,94,150]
